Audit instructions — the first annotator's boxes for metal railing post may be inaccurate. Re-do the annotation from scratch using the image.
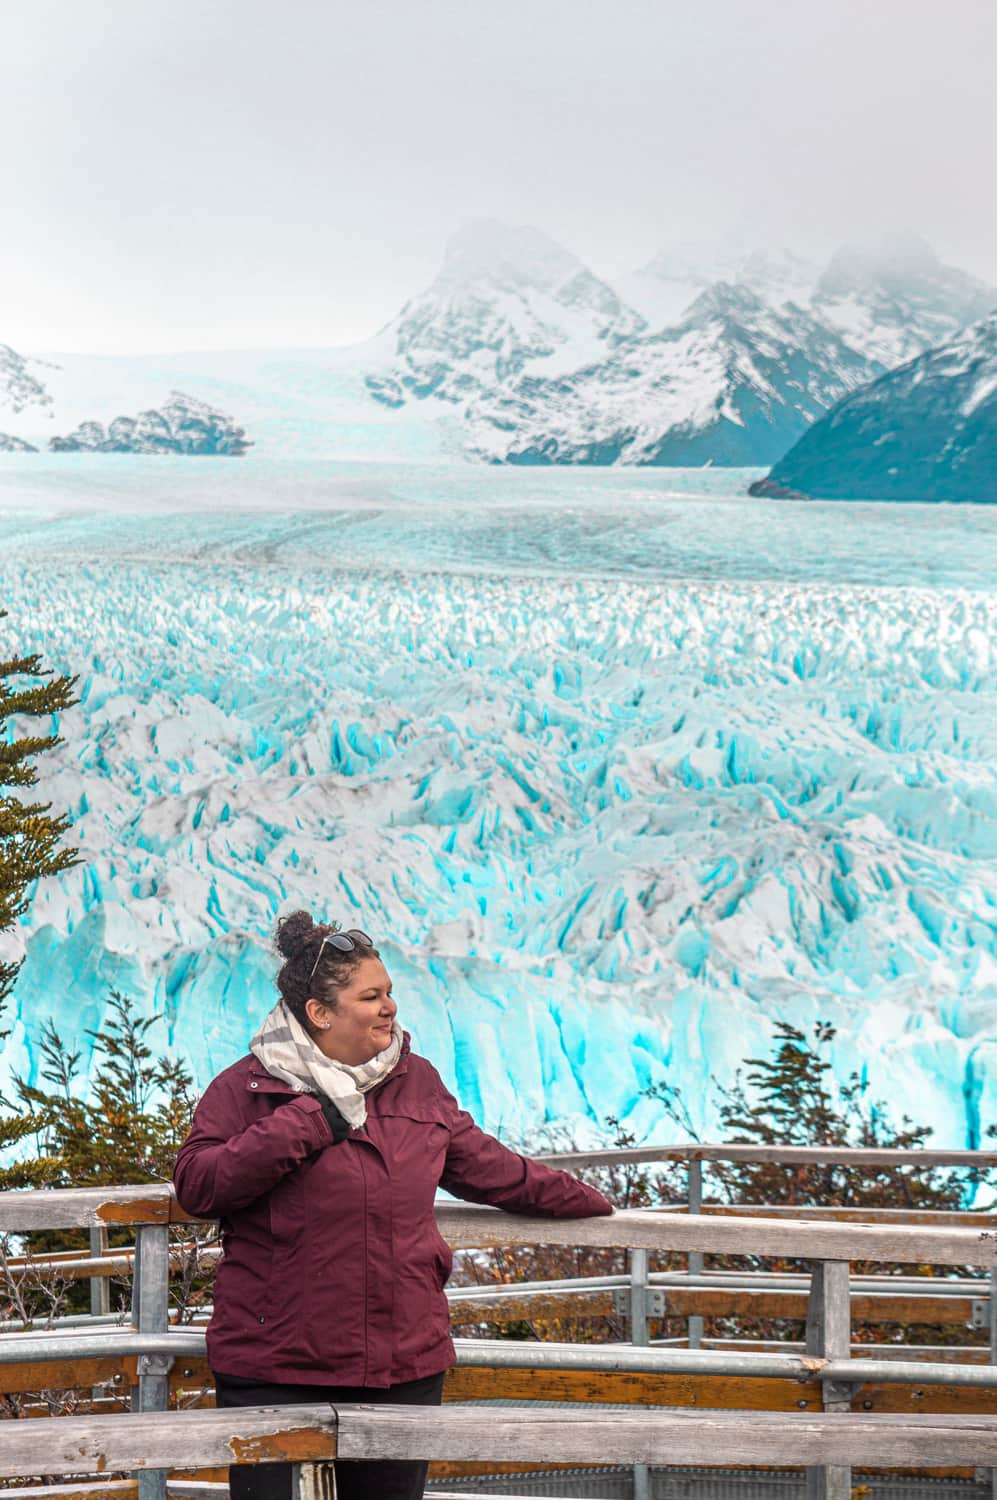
[687,1157,704,1350]
[132,1224,172,1500]
[629,1247,651,1499]
[89,1226,110,1318]
[291,1463,336,1500]
[629,1247,649,1347]
[805,1259,852,1500]
[983,1266,989,1500]
[89,1225,111,1404]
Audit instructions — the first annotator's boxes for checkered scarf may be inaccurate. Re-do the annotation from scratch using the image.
[249,999,403,1128]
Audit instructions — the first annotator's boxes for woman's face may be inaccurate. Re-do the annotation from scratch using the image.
[306,956,397,1066]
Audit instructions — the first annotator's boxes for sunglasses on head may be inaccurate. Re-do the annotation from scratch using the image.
[308,928,373,983]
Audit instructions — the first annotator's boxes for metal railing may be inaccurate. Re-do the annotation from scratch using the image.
[1,1144,996,1500]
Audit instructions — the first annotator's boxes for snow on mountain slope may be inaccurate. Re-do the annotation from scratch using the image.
[1,343,54,419]
[814,235,997,368]
[364,220,645,414]
[360,229,997,467]
[755,313,997,502]
[463,284,878,467]
[4,228,994,469]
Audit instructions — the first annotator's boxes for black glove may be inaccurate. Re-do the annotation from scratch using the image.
[318,1096,351,1144]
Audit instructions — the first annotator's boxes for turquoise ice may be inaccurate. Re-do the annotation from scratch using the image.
[1,459,995,1147]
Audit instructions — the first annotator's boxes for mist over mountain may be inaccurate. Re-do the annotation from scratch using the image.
[365,221,645,412]
[362,224,995,468]
[2,223,994,471]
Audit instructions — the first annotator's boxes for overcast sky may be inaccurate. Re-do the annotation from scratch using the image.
[3,0,996,353]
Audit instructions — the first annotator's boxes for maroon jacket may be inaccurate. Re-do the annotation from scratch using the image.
[173,1037,613,1387]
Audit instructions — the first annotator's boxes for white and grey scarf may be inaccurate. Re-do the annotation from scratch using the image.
[249,999,403,1129]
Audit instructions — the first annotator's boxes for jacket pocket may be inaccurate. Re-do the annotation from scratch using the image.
[267,1171,306,1245]
[433,1231,454,1287]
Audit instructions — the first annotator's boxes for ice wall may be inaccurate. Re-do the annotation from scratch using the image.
[1,482,995,1148]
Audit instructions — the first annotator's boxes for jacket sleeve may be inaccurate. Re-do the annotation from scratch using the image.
[438,1087,613,1218]
[173,1075,333,1219]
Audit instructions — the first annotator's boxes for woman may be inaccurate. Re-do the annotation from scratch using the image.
[173,911,613,1500]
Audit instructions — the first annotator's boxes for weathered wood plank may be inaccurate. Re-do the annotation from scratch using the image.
[446,1364,997,1415]
[3,1187,996,1265]
[435,1204,997,1266]
[698,1205,997,1226]
[1,1245,221,1282]
[446,1285,984,1327]
[664,1288,980,1324]
[1,1358,991,1420]
[445,1366,822,1410]
[535,1145,997,1169]
[1,1403,997,1475]
[0,1485,138,1500]
[335,1403,997,1466]
[448,1289,615,1324]
[0,1186,175,1232]
[0,1355,138,1394]
[0,1404,338,1479]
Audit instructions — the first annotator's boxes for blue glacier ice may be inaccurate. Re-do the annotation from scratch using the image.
[0,457,995,1148]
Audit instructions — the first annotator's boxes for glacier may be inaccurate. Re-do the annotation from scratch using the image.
[0,458,995,1149]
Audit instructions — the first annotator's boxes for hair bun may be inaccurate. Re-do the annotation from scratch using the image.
[275,910,316,958]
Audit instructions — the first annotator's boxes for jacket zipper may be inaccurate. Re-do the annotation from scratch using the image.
[359,1148,369,1384]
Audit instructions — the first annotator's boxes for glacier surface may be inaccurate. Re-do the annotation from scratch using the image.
[1,459,995,1149]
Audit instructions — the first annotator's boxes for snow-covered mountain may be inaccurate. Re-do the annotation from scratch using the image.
[360,227,997,467]
[50,391,252,455]
[461,283,875,466]
[814,234,997,367]
[3,225,994,468]
[364,220,645,411]
[751,313,997,503]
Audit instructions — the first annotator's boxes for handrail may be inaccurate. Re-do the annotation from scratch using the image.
[2,1191,996,1265]
[3,1168,997,1500]
[2,1133,996,1230]
[0,1401,995,1479]
[534,1143,997,1169]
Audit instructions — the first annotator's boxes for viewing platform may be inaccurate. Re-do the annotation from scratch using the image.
[1,1143,996,1500]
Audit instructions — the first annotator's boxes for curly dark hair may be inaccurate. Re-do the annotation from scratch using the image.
[273,911,382,1030]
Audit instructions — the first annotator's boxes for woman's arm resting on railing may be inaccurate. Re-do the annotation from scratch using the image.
[173,1075,331,1218]
[437,1087,613,1218]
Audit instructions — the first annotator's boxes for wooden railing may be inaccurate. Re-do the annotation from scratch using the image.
[1,1145,996,1500]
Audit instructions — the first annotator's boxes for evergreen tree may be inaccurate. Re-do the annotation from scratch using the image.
[0,610,79,1017]
[0,611,79,1189]
[703,1019,969,1213]
[17,993,196,1190]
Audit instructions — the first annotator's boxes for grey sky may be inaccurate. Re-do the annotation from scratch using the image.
[3,0,996,353]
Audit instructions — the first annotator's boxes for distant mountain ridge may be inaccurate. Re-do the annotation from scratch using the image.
[50,392,252,455]
[361,225,997,467]
[749,314,997,503]
[2,224,994,470]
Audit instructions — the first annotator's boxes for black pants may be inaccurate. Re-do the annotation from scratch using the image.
[214,1369,446,1500]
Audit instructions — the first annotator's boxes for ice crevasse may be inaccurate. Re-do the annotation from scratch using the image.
[2,552,996,1150]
